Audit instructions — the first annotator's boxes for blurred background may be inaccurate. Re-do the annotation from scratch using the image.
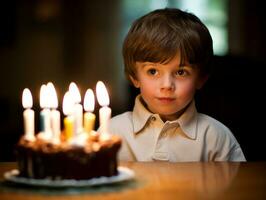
[0,0,265,161]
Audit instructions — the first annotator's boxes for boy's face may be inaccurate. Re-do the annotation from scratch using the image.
[130,54,207,121]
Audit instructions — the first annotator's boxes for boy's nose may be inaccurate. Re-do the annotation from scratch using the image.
[160,75,175,91]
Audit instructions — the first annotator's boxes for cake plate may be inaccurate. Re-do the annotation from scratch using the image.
[4,167,135,187]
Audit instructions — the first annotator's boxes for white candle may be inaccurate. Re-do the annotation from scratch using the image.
[83,89,96,133]
[69,82,83,134]
[47,82,61,144]
[39,84,52,141]
[96,81,111,136]
[22,88,35,141]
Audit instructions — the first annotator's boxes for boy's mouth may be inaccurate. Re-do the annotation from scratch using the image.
[156,97,176,103]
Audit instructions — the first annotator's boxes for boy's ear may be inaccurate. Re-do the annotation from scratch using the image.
[129,75,140,88]
[196,75,209,89]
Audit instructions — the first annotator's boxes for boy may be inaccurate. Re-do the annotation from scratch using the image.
[109,8,246,162]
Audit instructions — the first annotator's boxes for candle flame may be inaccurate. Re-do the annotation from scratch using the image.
[40,84,47,108]
[84,89,95,112]
[47,82,58,109]
[62,91,74,115]
[69,82,81,103]
[22,88,33,109]
[96,81,110,106]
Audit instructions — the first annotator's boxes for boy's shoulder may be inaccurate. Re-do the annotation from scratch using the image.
[111,111,133,123]
[197,112,235,140]
[198,113,230,131]
[109,111,134,133]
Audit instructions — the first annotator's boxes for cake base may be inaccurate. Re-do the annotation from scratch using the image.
[16,134,121,180]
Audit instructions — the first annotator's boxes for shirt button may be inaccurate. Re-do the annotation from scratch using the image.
[156,142,162,148]
[151,116,156,121]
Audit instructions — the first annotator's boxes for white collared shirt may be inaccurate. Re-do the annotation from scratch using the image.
[109,95,246,162]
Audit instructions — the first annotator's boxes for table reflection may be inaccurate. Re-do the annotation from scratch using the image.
[130,161,240,199]
[189,162,240,197]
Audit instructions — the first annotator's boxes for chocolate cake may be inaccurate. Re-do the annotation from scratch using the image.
[15,133,121,180]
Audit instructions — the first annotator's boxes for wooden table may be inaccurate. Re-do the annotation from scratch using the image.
[0,161,265,200]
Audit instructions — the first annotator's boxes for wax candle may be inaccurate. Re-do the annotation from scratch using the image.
[47,82,61,144]
[83,89,96,133]
[63,91,74,141]
[96,81,111,136]
[39,84,52,141]
[69,82,83,134]
[22,88,35,141]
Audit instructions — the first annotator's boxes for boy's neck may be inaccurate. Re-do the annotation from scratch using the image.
[139,95,191,122]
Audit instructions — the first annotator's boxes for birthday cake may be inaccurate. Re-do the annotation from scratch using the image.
[16,132,121,180]
[16,81,122,180]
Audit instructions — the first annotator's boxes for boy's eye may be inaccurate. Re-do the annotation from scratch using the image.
[176,69,187,76]
[147,68,158,75]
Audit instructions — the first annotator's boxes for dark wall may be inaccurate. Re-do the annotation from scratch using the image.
[195,55,266,161]
[226,0,266,160]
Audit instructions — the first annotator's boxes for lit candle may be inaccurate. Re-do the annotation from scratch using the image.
[96,81,111,136]
[69,82,83,134]
[39,84,52,141]
[22,88,35,141]
[83,89,96,133]
[62,91,74,141]
[47,82,61,144]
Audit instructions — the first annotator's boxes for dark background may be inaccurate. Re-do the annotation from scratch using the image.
[0,0,266,161]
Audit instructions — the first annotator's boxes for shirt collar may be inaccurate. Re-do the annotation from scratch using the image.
[176,100,198,140]
[132,95,198,140]
[132,95,154,134]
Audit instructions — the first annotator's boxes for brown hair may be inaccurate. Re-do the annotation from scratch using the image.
[123,8,213,81]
